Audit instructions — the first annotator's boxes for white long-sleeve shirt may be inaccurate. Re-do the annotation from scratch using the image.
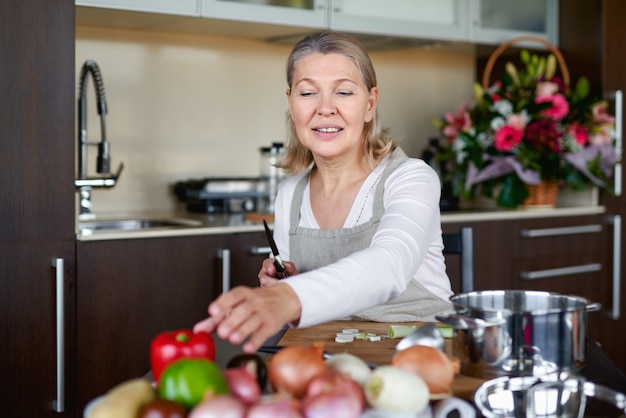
[273,153,453,327]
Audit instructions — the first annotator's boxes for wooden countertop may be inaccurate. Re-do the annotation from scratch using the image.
[277,320,485,401]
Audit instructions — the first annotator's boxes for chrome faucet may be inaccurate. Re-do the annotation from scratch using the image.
[75,60,123,219]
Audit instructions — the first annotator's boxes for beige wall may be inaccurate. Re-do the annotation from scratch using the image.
[76,26,476,214]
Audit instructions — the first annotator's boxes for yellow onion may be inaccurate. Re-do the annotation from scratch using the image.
[390,345,460,395]
[267,345,328,399]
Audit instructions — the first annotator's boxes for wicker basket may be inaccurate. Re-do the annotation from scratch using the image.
[481,35,570,90]
[523,181,560,208]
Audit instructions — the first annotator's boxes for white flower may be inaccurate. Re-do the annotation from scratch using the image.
[490,116,506,131]
[490,99,513,115]
[452,138,466,164]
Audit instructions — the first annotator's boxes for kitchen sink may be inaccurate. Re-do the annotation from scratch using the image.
[78,217,202,234]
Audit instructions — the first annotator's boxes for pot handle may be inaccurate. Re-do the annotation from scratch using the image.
[586,302,602,312]
[435,313,505,329]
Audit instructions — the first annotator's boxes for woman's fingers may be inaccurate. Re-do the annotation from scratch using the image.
[196,284,302,352]
[283,261,298,276]
[193,316,219,334]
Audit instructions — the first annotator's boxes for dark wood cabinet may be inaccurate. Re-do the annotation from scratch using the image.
[229,231,269,289]
[75,230,267,413]
[75,235,227,412]
[2,241,76,418]
[444,213,610,347]
[560,0,626,373]
[1,0,77,416]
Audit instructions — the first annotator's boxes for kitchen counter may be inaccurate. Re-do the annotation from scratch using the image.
[76,205,606,241]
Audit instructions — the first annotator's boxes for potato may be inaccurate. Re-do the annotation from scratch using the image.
[89,378,156,418]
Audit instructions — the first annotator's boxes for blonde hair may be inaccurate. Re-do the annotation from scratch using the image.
[279,30,396,175]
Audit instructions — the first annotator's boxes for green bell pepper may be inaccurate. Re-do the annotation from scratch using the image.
[157,358,229,409]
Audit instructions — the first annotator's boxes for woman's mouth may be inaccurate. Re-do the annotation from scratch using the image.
[314,127,342,133]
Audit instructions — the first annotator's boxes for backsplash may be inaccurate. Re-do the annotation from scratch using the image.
[76,26,475,215]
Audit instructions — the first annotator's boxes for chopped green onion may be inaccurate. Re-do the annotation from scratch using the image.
[387,324,417,339]
[437,325,454,339]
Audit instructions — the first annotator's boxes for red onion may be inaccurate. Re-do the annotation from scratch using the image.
[246,397,302,418]
[187,395,245,418]
[222,367,261,405]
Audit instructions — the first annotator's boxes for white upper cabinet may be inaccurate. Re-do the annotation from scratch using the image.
[469,0,559,46]
[330,0,468,42]
[200,0,326,29]
[76,0,200,16]
[75,0,559,47]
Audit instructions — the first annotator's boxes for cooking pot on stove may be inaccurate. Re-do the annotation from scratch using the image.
[436,290,600,379]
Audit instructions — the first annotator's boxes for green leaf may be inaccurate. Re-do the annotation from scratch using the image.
[497,175,529,208]
[574,77,590,100]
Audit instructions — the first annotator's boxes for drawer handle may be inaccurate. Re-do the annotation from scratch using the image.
[520,224,602,238]
[250,246,271,256]
[520,263,602,280]
[608,215,622,319]
[51,258,65,413]
[217,249,231,293]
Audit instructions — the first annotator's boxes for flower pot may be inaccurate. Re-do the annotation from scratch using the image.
[522,181,559,209]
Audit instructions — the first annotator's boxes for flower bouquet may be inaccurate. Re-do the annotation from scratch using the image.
[433,37,617,209]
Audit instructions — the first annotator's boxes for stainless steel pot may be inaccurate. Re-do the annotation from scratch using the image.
[436,290,600,379]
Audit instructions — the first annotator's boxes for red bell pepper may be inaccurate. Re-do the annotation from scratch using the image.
[150,329,216,383]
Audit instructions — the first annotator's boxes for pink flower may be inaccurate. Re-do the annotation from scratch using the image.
[535,81,559,98]
[443,106,472,140]
[568,122,589,146]
[592,102,615,124]
[506,113,527,130]
[589,125,614,145]
[494,125,523,151]
[535,94,570,120]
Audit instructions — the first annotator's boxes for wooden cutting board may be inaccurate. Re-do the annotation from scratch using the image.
[278,320,485,401]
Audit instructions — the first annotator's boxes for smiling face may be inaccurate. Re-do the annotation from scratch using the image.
[287,52,378,163]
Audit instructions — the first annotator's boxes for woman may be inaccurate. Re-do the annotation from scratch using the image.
[194,30,452,353]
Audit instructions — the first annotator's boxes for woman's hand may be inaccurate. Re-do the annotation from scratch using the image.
[193,284,301,353]
[258,258,298,287]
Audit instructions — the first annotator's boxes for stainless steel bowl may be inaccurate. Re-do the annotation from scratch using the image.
[474,375,626,418]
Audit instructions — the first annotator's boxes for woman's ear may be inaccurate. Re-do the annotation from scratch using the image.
[365,86,379,123]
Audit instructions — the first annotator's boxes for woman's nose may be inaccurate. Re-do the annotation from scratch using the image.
[316,93,337,115]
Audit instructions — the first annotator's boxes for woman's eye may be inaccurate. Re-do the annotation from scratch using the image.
[299,91,314,97]
[337,91,353,96]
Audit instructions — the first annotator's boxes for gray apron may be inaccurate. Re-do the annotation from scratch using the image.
[289,147,451,322]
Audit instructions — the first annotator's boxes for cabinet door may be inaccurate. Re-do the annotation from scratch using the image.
[331,0,468,41]
[0,0,75,244]
[76,235,226,412]
[228,231,269,289]
[202,0,326,29]
[76,0,200,16]
[560,0,626,372]
[469,0,559,45]
[443,221,507,293]
[1,241,76,418]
